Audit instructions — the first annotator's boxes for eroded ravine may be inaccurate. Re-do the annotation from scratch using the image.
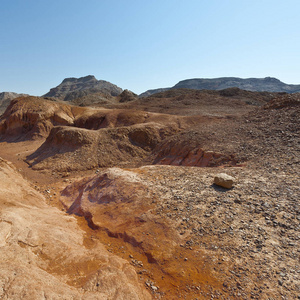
[0,154,151,299]
[0,139,231,299]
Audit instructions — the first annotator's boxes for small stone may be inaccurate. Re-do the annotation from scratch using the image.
[214,173,235,189]
[151,285,158,291]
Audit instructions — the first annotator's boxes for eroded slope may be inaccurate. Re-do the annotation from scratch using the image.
[1,96,219,171]
[0,157,150,299]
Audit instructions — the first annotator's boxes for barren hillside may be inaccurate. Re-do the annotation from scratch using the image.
[0,90,299,299]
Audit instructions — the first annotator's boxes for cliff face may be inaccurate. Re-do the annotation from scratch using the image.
[43,75,123,101]
[140,77,300,96]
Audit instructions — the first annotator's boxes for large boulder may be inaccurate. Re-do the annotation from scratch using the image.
[213,173,235,189]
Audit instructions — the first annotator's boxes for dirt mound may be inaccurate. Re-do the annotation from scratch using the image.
[0,96,80,140]
[0,96,184,139]
[263,93,300,109]
[118,89,138,103]
[26,125,152,171]
[25,110,191,171]
[0,157,150,299]
[26,114,191,171]
[2,97,207,171]
[0,92,29,115]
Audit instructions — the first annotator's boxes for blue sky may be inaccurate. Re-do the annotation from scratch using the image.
[1,0,299,95]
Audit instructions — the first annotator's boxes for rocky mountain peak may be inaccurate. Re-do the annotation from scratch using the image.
[61,75,97,84]
[43,75,123,101]
[263,76,281,83]
[119,89,138,103]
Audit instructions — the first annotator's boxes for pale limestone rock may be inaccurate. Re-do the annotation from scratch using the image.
[214,173,235,189]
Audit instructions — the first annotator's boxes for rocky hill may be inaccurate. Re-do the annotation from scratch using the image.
[0,92,28,115]
[140,77,300,97]
[43,75,123,101]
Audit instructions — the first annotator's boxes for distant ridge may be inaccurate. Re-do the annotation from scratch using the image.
[139,77,300,97]
[0,92,29,115]
[43,75,123,101]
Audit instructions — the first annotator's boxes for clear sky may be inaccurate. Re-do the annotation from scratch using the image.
[1,0,299,95]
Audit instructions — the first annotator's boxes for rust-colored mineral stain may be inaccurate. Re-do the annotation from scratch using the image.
[0,140,225,299]
[73,215,224,299]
